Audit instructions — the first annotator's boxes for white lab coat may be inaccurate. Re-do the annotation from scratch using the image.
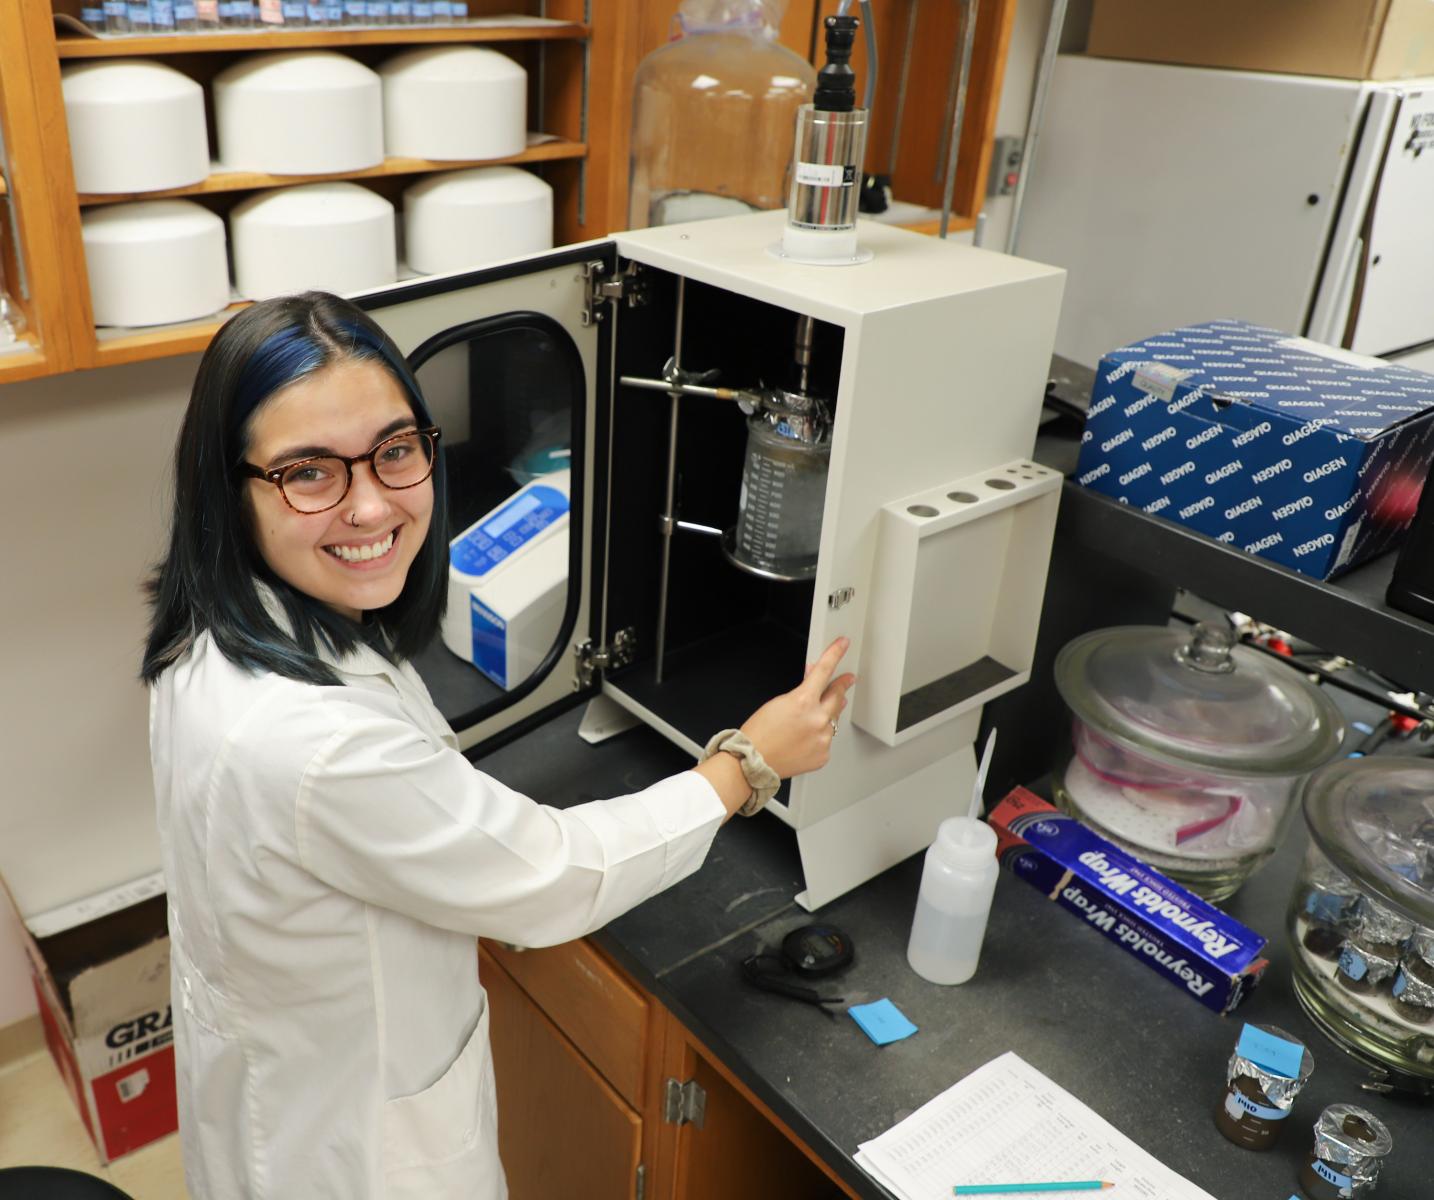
[150,622,725,1200]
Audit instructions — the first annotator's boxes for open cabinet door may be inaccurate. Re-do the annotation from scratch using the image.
[356,243,616,751]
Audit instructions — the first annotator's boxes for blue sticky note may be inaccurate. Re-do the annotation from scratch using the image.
[848,999,918,1046]
[1237,1024,1304,1079]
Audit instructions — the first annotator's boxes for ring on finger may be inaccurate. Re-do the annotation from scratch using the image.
[829,719,839,738]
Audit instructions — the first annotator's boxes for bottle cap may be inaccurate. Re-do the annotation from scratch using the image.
[934,817,997,869]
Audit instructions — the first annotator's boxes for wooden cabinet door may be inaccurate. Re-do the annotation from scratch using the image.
[656,1018,853,1200]
[481,948,644,1200]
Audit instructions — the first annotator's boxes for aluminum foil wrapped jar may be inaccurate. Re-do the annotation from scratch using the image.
[1052,622,1345,900]
[1213,1024,1314,1150]
[1298,1104,1393,1199]
[1290,759,1434,1084]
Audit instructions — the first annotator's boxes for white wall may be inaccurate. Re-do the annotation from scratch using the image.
[0,353,198,1028]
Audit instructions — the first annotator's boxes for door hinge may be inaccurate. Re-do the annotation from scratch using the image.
[663,1077,707,1128]
[574,627,636,688]
[827,586,856,610]
[582,259,648,326]
[635,1162,646,1200]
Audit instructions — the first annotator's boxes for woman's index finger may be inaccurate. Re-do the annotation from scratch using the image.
[802,637,850,696]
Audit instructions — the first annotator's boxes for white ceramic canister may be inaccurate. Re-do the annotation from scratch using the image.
[62,60,210,195]
[82,201,230,328]
[380,46,527,161]
[213,51,383,174]
[231,183,396,301]
[402,167,552,276]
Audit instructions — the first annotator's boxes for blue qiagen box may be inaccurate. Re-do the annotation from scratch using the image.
[1074,320,1434,580]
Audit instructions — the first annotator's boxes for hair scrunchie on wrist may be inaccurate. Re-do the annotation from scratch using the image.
[700,728,781,816]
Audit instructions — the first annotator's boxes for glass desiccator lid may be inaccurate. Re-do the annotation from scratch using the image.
[1302,758,1434,928]
[1054,622,1344,776]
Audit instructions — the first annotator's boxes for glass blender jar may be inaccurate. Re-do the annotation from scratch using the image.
[1053,622,1345,900]
[1290,758,1434,1086]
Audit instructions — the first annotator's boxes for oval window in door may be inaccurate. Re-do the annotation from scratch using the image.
[405,311,587,732]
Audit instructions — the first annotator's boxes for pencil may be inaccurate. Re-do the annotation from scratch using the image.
[953,1183,1113,1195]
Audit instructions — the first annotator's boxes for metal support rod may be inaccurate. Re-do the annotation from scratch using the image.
[794,315,815,396]
[654,278,686,686]
[620,375,747,404]
[887,0,921,178]
[939,0,979,239]
[1005,0,1070,255]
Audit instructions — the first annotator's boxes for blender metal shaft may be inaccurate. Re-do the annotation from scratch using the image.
[654,277,686,686]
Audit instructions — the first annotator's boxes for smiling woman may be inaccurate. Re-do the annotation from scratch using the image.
[138,292,853,1200]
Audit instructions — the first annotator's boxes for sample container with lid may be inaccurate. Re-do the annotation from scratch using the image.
[1214,1024,1314,1150]
[1298,1104,1393,1199]
[627,0,815,228]
[1289,758,1434,1083]
[1052,621,1345,900]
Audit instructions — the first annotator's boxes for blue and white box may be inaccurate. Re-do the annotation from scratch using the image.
[1075,320,1434,580]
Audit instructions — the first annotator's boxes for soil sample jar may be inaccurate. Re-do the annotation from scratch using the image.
[1392,929,1434,1024]
[1299,857,1362,960]
[1214,1024,1314,1149]
[1336,898,1413,996]
[1299,1104,1392,1199]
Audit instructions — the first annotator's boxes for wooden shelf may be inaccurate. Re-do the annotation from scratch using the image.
[0,340,53,384]
[91,301,250,369]
[77,140,586,205]
[55,18,587,57]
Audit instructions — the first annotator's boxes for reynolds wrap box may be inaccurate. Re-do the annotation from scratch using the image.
[1075,320,1434,580]
[990,788,1268,1015]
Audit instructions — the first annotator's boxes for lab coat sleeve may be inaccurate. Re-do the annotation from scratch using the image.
[292,706,727,946]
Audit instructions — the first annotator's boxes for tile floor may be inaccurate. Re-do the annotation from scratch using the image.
[0,1045,188,1199]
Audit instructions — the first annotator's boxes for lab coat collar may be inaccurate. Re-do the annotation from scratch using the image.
[255,579,396,680]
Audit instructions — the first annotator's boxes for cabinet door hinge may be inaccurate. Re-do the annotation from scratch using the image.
[635,1162,646,1200]
[663,1077,707,1128]
[574,627,636,689]
[581,259,648,326]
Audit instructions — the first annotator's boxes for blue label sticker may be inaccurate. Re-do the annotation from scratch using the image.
[1338,946,1368,981]
[848,999,918,1046]
[1312,1159,1353,1190]
[1236,1024,1304,1080]
[1225,1088,1288,1122]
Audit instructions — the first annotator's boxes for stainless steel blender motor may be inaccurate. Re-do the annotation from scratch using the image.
[779,14,871,264]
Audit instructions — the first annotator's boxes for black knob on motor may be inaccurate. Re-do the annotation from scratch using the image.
[815,15,859,112]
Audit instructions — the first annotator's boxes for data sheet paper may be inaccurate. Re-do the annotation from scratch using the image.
[854,1051,1216,1200]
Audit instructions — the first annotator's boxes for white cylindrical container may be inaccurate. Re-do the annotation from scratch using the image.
[62,60,210,195]
[380,46,526,160]
[906,817,999,986]
[231,183,396,301]
[213,51,383,173]
[82,200,230,327]
[402,167,552,275]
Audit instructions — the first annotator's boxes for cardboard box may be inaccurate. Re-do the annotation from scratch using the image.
[1087,0,1434,81]
[989,788,1268,1016]
[1074,320,1434,580]
[6,871,176,1164]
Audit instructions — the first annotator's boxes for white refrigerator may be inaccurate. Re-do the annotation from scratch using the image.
[1017,55,1434,372]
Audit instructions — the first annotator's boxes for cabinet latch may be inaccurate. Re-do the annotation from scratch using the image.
[582,260,648,326]
[574,628,636,688]
[663,1077,707,1129]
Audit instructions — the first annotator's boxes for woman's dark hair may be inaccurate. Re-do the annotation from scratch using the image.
[141,292,448,686]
